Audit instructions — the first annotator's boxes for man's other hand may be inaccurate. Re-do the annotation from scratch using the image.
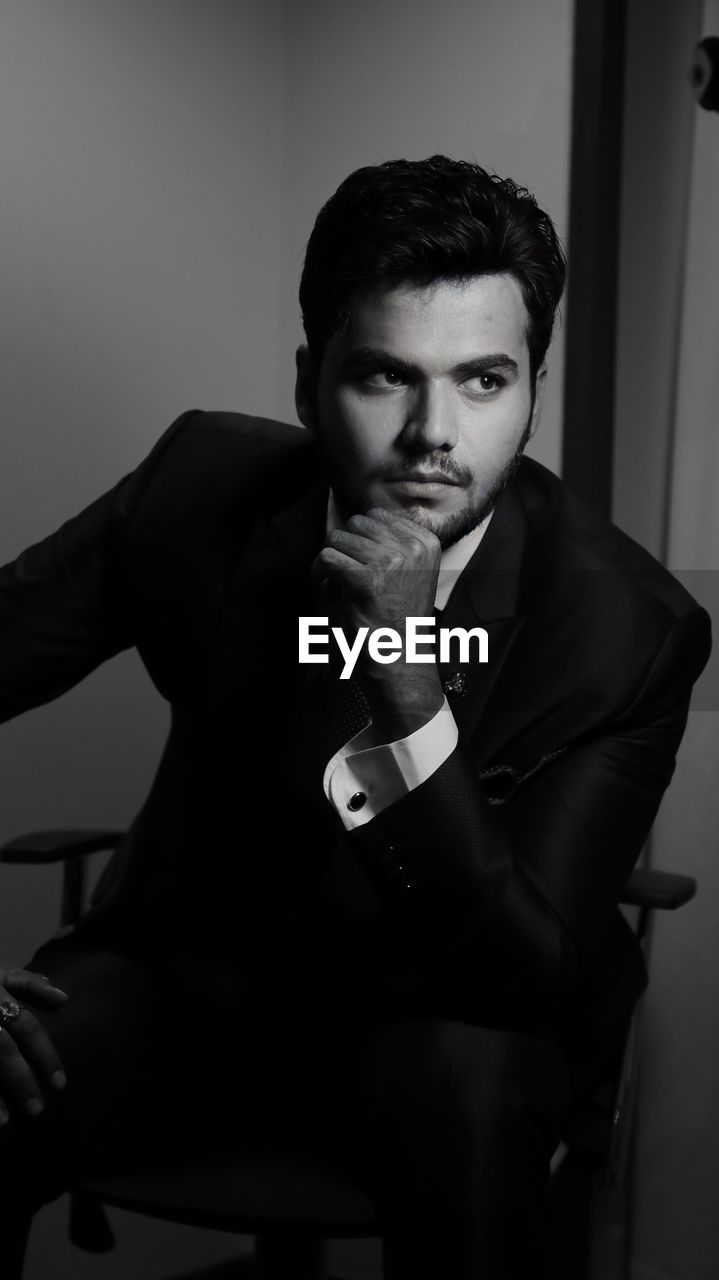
[0,963,68,1124]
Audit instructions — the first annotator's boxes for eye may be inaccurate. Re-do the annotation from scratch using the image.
[362,368,406,389]
[465,372,506,395]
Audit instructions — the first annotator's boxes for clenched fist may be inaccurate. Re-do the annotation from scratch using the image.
[312,507,445,741]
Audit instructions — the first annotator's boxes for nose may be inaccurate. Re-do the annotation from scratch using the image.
[399,382,459,453]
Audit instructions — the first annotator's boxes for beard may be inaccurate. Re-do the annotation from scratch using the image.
[399,417,532,548]
[355,407,529,547]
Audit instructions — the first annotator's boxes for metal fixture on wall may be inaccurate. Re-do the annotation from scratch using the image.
[562,0,628,516]
[691,36,719,111]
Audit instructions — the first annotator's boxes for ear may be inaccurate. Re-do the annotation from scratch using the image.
[527,366,547,439]
[295,345,318,431]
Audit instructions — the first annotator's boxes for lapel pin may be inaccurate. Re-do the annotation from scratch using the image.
[444,671,468,696]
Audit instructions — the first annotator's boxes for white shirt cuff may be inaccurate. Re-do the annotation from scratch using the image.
[323,697,459,830]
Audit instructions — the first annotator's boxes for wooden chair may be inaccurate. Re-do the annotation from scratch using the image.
[0,829,696,1279]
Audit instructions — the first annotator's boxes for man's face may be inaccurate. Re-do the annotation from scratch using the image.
[296,273,545,548]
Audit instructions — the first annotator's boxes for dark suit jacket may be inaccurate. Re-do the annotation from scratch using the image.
[0,410,711,1082]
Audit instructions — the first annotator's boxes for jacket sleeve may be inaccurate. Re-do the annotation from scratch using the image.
[347,605,712,1023]
[0,410,199,725]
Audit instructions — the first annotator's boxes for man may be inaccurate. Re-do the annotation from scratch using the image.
[0,156,711,1278]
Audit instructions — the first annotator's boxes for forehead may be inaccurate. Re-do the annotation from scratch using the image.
[329,274,530,370]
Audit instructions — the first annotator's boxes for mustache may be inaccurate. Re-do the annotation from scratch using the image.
[377,457,472,486]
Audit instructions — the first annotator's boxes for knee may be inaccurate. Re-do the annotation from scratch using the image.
[345,1018,568,1161]
[440,1024,565,1158]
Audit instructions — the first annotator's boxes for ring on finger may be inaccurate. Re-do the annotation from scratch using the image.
[0,1000,22,1029]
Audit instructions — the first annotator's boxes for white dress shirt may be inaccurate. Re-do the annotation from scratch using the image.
[322,496,492,829]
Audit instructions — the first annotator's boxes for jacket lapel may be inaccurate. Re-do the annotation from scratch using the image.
[438,483,528,752]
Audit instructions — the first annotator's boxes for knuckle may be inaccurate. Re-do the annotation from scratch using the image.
[383,552,403,573]
[367,566,384,596]
[315,550,339,576]
[344,514,366,533]
[1,1013,50,1066]
[15,1009,41,1042]
[405,528,432,557]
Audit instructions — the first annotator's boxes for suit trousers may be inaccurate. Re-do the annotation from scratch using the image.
[0,930,571,1280]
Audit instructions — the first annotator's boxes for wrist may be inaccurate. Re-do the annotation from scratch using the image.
[362,666,445,743]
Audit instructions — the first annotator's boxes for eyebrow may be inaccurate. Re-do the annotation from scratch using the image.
[340,346,519,378]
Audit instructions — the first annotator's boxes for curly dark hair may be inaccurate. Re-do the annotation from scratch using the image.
[299,155,566,383]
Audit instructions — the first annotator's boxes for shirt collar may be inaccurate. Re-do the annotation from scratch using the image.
[325,492,493,612]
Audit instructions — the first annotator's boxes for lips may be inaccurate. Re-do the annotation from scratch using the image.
[386,471,462,486]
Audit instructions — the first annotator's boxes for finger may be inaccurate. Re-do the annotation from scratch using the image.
[0,1007,66,1110]
[365,506,442,550]
[2,969,68,1007]
[310,552,343,599]
[344,513,440,565]
[342,513,409,549]
[327,529,405,568]
[7,1006,67,1089]
[0,1023,47,1115]
[316,545,440,612]
[314,546,382,594]
[344,512,434,556]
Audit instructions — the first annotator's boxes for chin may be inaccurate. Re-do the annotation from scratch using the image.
[398,500,490,549]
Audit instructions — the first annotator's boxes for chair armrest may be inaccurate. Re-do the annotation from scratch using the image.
[0,830,124,864]
[601,868,698,1188]
[0,830,125,928]
[620,868,697,910]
